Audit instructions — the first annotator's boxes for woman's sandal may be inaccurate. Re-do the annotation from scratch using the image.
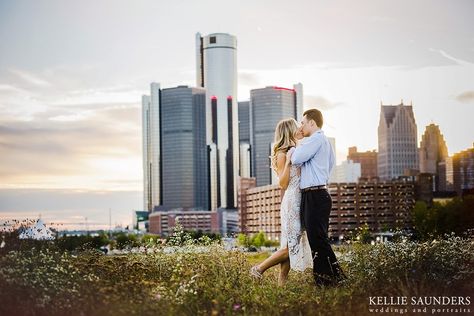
[250,266,263,279]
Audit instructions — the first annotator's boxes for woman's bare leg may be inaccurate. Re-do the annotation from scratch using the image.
[278,258,291,286]
[256,247,289,274]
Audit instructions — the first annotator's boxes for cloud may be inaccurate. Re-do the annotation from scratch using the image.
[0,84,29,94]
[455,91,474,104]
[0,65,145,190]
[428,48,473,66]
[239,70,261,87]
[304,95,345,111]
[46,102,139,122]
[0,102,141,189]
[9,69,52,87]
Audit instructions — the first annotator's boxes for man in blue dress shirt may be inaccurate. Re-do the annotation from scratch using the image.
[289,108,345,287]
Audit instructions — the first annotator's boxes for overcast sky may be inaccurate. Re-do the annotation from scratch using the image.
[0,0,473,229]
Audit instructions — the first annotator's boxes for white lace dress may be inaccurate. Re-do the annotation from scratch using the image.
[279,163,313,272]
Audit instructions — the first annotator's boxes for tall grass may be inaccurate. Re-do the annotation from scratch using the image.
[0,232,472,315]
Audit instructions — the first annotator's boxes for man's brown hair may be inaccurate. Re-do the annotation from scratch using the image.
[303,109,323,128]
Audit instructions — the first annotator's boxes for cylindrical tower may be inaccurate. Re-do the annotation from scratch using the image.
[196,32,239,209]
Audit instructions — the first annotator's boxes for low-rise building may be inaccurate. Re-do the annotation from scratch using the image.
[329,179,415,239]
[239,179,416,241]
[240,184,283,241]
[149,209,219,236]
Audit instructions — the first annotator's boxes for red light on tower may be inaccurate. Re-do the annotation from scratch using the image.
[211,95,217,100]
[227,96,233,100]
[272,86,295,92]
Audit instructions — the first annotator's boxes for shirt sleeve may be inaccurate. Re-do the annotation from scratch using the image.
[328,140,335,173]
[291,135,321,166]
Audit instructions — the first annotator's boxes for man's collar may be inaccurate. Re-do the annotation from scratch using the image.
[309,129,323,137]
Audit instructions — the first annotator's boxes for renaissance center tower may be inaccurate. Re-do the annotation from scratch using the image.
[196,32,239,210]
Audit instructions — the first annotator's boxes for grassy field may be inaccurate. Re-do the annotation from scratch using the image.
[0,234,473,315]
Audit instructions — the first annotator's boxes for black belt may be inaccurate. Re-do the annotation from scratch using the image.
[301,185,328,193]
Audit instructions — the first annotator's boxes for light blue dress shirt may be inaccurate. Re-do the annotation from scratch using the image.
[290,129,335,189]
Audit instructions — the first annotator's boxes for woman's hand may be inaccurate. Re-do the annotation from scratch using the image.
[286,147,294,163]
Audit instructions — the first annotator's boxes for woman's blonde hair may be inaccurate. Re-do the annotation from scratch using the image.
[269,118,299,171]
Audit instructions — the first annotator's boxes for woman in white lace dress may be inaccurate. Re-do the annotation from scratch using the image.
[250,118,313,286]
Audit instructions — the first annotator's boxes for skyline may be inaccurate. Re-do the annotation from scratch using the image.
[1,0,473,228]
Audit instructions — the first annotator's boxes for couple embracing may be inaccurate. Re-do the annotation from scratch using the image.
[250,109,345,287]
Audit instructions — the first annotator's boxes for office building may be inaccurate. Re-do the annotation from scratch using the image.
[142,84,209,212]
[238,101,251,177]
[240,184,283,241]
[237,177,257,233]
[347,146,378,179]
[142,83,162,212]
[330,160,362,183]
[419,124,449,191]
[217,208,239,236]
[196,32,239,210]
[328,179,415,239]
[378,101,419,180]
[239,179,415,241]
[293,83,304,121]
[438,157,454,192]
[452,144,474,195]
[161,86,209,210]
[149,209,219,236]
[249,85,301,186]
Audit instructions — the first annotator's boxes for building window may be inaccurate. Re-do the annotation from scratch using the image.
[210,36,216,44]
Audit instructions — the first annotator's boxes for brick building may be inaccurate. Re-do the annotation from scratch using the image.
[239,184,283,241]
[239,179,415,241]
[347,146,378,179]
[149,209,219,236]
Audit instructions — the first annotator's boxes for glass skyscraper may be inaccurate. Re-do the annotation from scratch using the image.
[238,101,251,178]
[142,83,161,212]
[249,85,301,186]
[142,84,209,211]
[196,32,239,210]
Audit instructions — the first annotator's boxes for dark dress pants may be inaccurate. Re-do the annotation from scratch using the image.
[301,189,344,286]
